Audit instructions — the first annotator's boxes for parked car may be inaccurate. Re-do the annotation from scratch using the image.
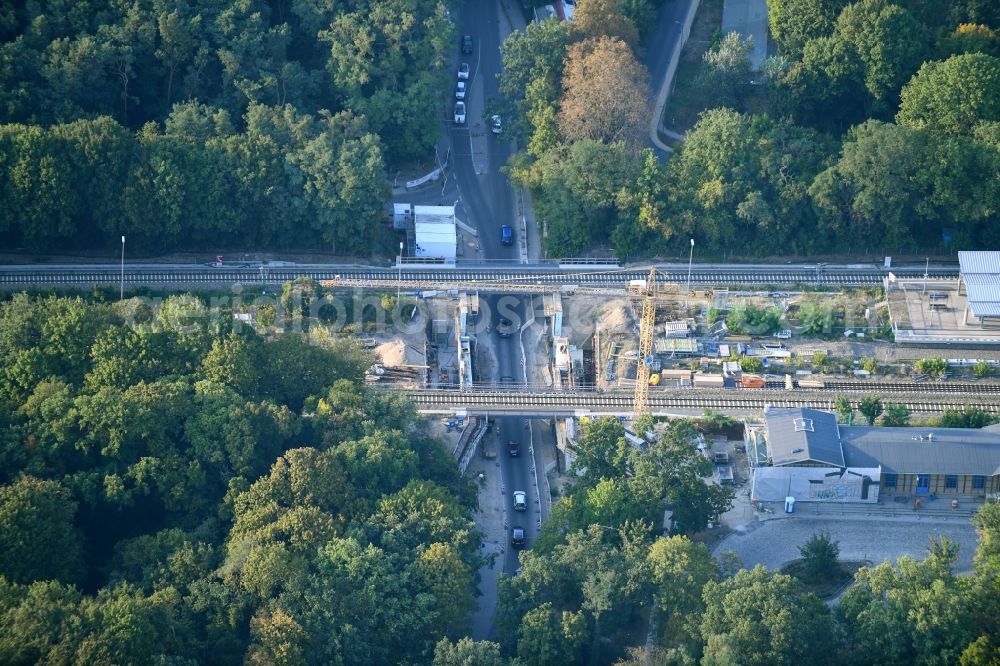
[513,491,527,511]
[462,35,473,54]
[454,101,466,124]
[511,526,525,548]
[458,62,470,79]
[491,114,502,134]
[509,440,519,457]
[455,81,466,100]
[501,224,513,246]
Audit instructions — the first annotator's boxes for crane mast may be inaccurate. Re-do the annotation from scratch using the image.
[633,267,657,420]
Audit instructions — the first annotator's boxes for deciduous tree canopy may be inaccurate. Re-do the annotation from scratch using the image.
[0,0,453,254]
[896,53,1000,135]
[0,290,476,664]
[558,37,650,150]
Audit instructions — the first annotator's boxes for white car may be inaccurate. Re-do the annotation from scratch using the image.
[455,81,466,100]
[454,101,466,124]
[513,490,527,511]
[458,62,470,80]
[491,114,502,134]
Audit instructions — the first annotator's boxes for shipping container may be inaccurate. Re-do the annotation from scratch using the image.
[693,373,725,388]
[797,378,826,389]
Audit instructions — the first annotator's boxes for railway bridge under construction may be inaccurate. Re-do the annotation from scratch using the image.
[404,387,1000,418]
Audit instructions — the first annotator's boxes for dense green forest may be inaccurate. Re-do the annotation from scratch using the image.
[0,0,453,253]
[0,291,480,663]
[502,0,1000,258]
[5,0,998,259]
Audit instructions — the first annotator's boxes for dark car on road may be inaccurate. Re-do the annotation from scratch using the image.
[508,440,519,457]
[462,35,473,54]
[511,526,525,548]
[497,317,515,337]
[501,224,513,246]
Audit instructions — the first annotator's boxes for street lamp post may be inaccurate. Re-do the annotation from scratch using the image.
[686,238,695,294]
[120,235,125,300]
[397,241,403,301]
[923,257,929,294]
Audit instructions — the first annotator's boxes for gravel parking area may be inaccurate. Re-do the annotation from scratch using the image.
[714,517,979,573]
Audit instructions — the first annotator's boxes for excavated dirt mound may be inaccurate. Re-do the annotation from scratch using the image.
[374,339,406,367]
[596,299,633,336]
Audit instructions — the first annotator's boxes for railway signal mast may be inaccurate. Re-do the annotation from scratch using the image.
[633,267,658,420]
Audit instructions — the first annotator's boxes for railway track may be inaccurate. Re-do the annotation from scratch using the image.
[765,380,1000,395]
[404,388,999,415]
[0,263,959,290]
[458,379,1000,396]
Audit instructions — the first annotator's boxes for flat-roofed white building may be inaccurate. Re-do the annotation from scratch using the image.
[413,205,457,260]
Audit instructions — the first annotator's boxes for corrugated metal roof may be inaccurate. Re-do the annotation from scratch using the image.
[962,273,1000,287]
[964,277,1000,316]
[654,338,698,353]
[842,426,1000,476]
[764,408,844,467]
[959,251,1000,317]
[966,283,1000,300]
[969,302,1000,318]
[965,279,1000,317]
[959,251,1000,275]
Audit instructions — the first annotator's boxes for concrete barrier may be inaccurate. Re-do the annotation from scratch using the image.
[406,168,442,190]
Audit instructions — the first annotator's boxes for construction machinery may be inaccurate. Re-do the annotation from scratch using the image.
[633,267,658,420]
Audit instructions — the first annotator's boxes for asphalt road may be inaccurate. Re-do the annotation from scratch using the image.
[644,0,692,108]
[482,295,542,575]
[453,0,537,579]
[452,0,518,262]
[642,0,697,155]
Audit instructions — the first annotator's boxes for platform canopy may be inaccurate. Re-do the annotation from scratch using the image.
[959,251,1000,318]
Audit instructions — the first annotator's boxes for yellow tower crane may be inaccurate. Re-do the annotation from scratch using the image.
[633,267,657,420]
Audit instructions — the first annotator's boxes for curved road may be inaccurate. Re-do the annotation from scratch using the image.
[643,0,698,155]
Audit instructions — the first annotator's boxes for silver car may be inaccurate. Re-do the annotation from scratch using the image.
[454,101,466,124]
[456,81,466,100]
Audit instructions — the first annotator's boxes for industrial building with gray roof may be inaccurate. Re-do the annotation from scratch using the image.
[750,407,1000,502]
[841,426,1000,478]
[761,407,844,467]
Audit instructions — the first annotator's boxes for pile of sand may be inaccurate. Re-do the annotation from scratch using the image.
[597,299,632,335]
[374,339,406,367]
